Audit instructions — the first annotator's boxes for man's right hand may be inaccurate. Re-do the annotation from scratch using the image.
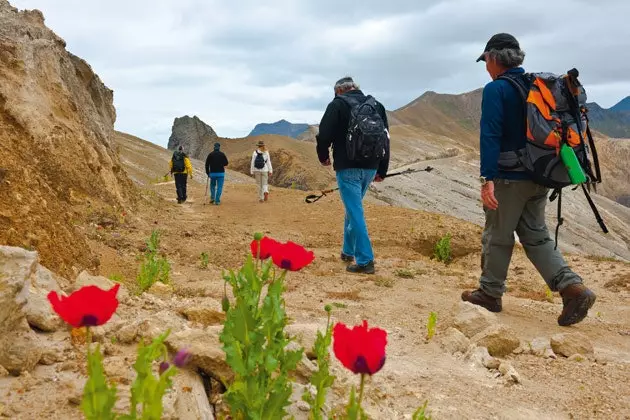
[321,158,331,167]
[481,181,499,210]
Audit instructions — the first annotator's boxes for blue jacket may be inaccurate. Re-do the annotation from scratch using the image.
[480,67,530,181]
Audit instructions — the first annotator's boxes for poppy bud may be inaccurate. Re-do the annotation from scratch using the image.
[173,349,191,368]
[222,295,230,312]
[253,232,263,241]
[159,361,170,375]
[324,304,332,313]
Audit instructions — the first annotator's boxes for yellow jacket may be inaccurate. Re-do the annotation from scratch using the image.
[169,155,193,175]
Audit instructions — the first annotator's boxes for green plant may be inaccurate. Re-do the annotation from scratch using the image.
[413,401,432,419]
[374,276,395,288]
[82,330,177,420]
[395,268,415,279]
[199,252,209,269]
[433,234,452,264]
[220,255,303,418]
[109,274,124,283]
[544,287,554,303]
[332,302,348,309]
[137,230,171,292]
[303,305,336,419]
[426,312,437,341]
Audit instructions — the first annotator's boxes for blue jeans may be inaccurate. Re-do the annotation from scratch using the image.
[336,168,377,266]
[209,173,225,204]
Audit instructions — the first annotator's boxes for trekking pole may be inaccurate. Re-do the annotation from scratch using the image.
[304,166,434,203]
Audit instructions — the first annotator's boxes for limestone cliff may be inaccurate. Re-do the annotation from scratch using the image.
[167,115,219,160]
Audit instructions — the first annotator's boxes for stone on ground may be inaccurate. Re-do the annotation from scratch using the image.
[454,302,497,338]
[74,270,129,302]
[25,265,65,332]
[178,304,225,326]
[285,323,326,359]
[147,281,174,298]
[466,346,499,370]
[550,332,594,358]
[471,324,520,357]
[439,327,471,355]
[163,369,215,420]
[499,362,521,383]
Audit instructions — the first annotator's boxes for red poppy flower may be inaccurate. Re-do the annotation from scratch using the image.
[333,320,387,375]
[250,236,281,260]
[47,284,120,328]
[271,241,315,271]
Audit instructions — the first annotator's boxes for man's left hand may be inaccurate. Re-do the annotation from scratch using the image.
[374,175,384,182]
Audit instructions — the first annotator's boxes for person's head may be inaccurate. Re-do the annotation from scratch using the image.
[214,142,221,151]
[178,145,183,152]
[476,33,525,80]
[334,76,360,96]
[257,140,266,151]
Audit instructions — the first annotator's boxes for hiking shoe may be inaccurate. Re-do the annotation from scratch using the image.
[558,283,596,326]
[340,253,354,263]
[209,199,215,204]
[461,289,502,313]
[177,199,182,204]
[264,192,269,202]
[346,261,375,275]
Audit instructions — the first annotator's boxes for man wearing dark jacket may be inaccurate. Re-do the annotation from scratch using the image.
[316,76,389,274]
[205,142,229,205]
[462,33,595,326]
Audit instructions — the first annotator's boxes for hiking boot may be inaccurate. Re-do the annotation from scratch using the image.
[264,192,269,202]
[340,252,354,263]
[346,261,375,275]
[461,289,502,313]
[177,199,182,204]
[558,283,596,326]
[209,199,214,204]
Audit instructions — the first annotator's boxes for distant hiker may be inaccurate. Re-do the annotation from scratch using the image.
[316,76,390,275]
[169,145,193,204]
[205,142,229,205]
[462,33,596,326]
[250,140,273,203]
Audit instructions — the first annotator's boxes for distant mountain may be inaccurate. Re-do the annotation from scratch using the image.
[248,119,309,139]
[610,96,630,112]
[586,103,630,139]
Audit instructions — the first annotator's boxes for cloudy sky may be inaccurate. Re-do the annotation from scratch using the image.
[11,0,630,147]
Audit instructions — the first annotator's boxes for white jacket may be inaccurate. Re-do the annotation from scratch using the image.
[250,149,273,174]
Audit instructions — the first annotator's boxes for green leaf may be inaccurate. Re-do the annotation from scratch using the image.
[412,401,432,420]
[81,344,118,420]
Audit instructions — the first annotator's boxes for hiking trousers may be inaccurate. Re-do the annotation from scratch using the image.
[174,173,188,202]
[209,173,225,204]
[254,172,269,201]
[480,179,583,298]
[337,168,377,266]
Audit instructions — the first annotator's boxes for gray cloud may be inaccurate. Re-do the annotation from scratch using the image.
[10,0,630,146]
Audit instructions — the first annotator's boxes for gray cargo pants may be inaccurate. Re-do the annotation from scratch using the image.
[480,179,583,298]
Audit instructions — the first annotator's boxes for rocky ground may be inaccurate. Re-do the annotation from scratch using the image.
[1,135,629,419]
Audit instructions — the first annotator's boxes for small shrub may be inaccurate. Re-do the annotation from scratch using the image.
[374,276,395,288]
[199,252,209,269]
[433,234,452,264]
[426,312,437,341]
[137,230,170,292]
[413,401,432,419]
[395,269,415,279]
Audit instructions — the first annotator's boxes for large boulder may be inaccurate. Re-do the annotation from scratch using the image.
[454,302,497,338]
[471,324,520,357]
[163,369,215,420]
[25,265,65,332]
[168,115,219,159]
[74,270,129,302]
[0,319,43,375]
[550,333,594,358]
[178,304,225,327]
[116,310,186,344]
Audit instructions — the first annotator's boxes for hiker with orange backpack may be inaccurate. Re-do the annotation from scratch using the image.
[462,33,601,326]
[169,145,193,204]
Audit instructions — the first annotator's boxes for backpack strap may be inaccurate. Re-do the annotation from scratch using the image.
[581,184,608,234]
[549,188,564,250]
[337,94,362,108]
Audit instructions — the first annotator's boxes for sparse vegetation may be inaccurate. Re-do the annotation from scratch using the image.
[136,230,170,292]
[331,302,348,309]
[544,287,554,303]
[413,401,432,419]
[303,305,335,419]
[199,252,209,269]
[426,312,437,341]
[433,234,452,264]
[374,276,396,288]
[108,274,123,284]
[395,268,415,279]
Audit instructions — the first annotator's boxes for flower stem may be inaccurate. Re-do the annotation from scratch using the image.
[358,374,366,406]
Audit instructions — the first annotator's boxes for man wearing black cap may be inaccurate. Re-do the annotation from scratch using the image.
[205,142,229,205]
[316,76,390,275]
[462,33,596,326]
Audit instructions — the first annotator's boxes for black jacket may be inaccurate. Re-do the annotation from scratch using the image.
[316,89,390,177]
[205,151,229,174]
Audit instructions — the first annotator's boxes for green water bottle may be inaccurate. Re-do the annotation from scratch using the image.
[560,144,587,184]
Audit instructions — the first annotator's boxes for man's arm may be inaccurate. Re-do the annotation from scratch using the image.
[480,82,504,181]
[223,153,228,167]
[377,103,390,178]
[205,154,211,175]
[316,100,339,163]
[185,157,193,177]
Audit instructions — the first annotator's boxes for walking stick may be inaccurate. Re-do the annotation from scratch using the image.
[304,166,434,203]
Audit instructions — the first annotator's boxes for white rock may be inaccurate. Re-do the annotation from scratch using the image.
[529,337,553,357]
[74,270,129,302]
[550,333,594,358]
[471,324,520,357]
[0,246,37,332]
[163,369,215,420]
[454,302,497,338]
[499,362,521,383]
[147,281,174,298]
[285,323,326,359]
[466,346,499,370]
[25,265,65,332]
[439,327,471,355]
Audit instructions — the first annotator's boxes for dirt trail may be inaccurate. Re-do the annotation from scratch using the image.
[89,160,630,419]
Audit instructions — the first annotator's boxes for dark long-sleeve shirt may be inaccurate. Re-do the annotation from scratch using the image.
[316,89,390,178]
[480,67,530,181]
[205,151,228,174]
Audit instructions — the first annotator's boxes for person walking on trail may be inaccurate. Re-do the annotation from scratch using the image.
[169,145,193,204]
[462,33,596,326]
[205,142,229,205]
[316,76,390,275]
[250,140,273,203]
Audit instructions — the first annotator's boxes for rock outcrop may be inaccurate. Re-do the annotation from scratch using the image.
[0,0,134,276]
[167,115,219,160]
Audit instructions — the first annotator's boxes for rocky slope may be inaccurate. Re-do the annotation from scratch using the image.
[0,0,134,277]
[167,115,219,159]
[248,119,309,139]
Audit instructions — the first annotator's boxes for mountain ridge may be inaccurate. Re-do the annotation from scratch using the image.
[248,119,309,139]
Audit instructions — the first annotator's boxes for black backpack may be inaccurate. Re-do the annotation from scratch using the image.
[172,151,186,172]
[254,151,266,169]
[339,95,388,162]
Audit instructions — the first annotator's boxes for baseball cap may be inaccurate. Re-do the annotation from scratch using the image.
[476,33,520,62]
